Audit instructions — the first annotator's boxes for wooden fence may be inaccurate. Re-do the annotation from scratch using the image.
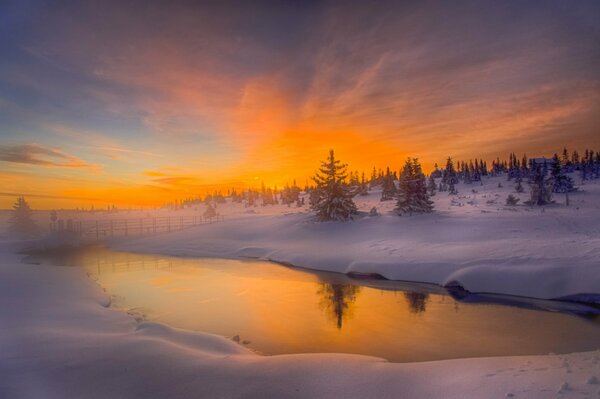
[49,215,225,239]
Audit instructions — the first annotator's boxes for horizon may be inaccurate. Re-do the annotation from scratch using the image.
[0,145,594,210]
[1,0,599,208]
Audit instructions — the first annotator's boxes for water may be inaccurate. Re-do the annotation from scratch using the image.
[32,246,600,363]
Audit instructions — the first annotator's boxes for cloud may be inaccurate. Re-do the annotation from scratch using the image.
[81,145,162,158]
[0,191,101,202]
[0,143,97,169]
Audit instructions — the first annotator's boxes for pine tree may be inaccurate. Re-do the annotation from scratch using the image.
[448,180,458,195]
[396,158,434,215]
[9,197,38,238]
[526,163,553,206]
[380,167,397,201]
[442,157,458,194]
[203,203,217,219]
[427,175,437,196]
[550,153,575,193]
[311,150,358,221]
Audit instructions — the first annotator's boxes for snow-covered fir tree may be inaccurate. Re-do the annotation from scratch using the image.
[281,182,301,205]
[203,203,217,218]
[310,150,358,221]
[442,157,458,194]
[380,167,397,201]
[550,153,575,193]
[357,172,369,196]
[526,163,553,206]
[427,175,437,196]
[395,158,434,215]
[9,197,38,238]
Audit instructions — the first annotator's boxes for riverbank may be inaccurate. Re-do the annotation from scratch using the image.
[111,175,600,302]
[1,246,600,398]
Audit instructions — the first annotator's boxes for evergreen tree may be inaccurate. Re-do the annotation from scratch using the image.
[311,150,358,221]
[427,175,437,196]
[431,163,442,178]
[203,203,217,218]
[380,167,397,201]
[448,180,458,195]
[281,183,301,205]
[442,157,458,194]
[9,197,38,238]
[357,171,369,196]
[526,163,553,206]
[550,153,575,193]
[396,158,434,215]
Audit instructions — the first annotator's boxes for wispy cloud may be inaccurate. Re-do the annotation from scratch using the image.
[80,145,163,158]
[0,143,97,169]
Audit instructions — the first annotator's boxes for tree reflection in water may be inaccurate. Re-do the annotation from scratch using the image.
[317,283,361,329]
[404,292,429,314]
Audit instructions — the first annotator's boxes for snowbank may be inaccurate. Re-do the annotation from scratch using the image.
[1,250,599,398]
[113,176,600,302]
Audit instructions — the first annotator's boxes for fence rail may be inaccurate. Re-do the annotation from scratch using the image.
[50,215,225,239]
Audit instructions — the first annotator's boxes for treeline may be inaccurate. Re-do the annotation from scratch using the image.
[308,146,600,221]
[159,146,600,220]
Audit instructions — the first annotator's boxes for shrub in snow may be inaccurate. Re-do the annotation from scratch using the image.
[310,150,358,221]
[396,158,434,215]
[9,197,38,239]
[506,194,520,206]
[558,382,570,392]
[586,376,598,384]
[515,177,525,193]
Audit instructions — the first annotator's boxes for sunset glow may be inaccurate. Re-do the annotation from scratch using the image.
[1,1,599,208]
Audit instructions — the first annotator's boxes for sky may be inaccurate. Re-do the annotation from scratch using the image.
[0,0,599,208]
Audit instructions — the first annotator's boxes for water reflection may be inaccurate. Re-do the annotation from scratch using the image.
[28,246,600,363]
[404,292,429,314]
[317,284,361,329]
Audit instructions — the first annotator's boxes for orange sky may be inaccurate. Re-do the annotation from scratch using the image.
[1,1,599,208]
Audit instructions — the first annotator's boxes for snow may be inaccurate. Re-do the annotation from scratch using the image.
[1,249,599,399]
[2,174,599,398]
[110,175,600,302]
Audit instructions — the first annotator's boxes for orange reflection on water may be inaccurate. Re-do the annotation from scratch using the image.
[40,248,600,362]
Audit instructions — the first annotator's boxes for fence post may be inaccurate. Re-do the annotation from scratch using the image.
[95,220,99,240]
[125,219,128,236]
[180,216,183,230]
[153,218,156,234]
[110,220,114,236]
[140,219,143,234]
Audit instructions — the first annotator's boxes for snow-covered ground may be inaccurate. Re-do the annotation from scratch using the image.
[2,174,600,398]
[112,175,600,302]
[1,248,599,399]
